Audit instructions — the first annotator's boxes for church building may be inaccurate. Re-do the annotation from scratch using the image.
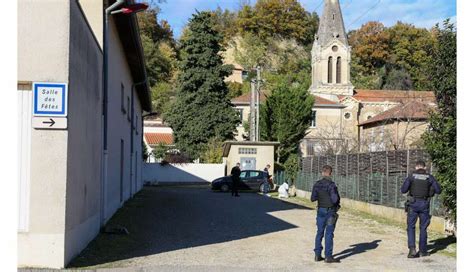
[231,0,436,156]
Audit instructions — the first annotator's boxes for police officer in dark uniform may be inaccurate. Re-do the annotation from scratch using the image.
[401,160,441,258]
[311,165,341,263]
[230,163,241,197]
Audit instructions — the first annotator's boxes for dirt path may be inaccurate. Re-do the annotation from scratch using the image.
[68,186,456,271]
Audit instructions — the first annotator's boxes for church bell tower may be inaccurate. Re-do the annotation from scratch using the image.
[310,0,354,100]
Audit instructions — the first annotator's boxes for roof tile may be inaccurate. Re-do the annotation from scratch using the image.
[144,133,174,145]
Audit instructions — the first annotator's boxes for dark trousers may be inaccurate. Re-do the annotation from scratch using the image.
[231,178,239,196]
[407,200,431,252]
[314,207,337,257]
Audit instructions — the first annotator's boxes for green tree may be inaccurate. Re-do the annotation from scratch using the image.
[165,11,240,160]
[348,22,390,73]
[260,79,314,163]
[201,137,224,163]
[152,142,170,160]
[236,0,318,46]
[387,22,436,90]
[422,20,456,222]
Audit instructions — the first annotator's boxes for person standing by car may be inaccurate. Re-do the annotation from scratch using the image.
[311,165,341,263]
[230,163,241,197]
[263,164,271,196]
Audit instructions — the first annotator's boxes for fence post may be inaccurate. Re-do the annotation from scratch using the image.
[367,174,370,203]
[380,173,384,204]
[395,174,398,208]
[357,153,360,201]
[386,151,389,206]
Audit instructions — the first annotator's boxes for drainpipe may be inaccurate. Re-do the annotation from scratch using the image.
[130,81,147,198]
[101,0,125,227]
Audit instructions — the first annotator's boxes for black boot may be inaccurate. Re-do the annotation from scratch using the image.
[324,256,340,263]
[314,255,324,262]
[419,251,430,257]
[407,247,418,258]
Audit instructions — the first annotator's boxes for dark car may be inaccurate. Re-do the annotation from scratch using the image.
[211,170,274,193]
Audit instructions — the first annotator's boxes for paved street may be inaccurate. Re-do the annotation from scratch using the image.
[67,186,456,271]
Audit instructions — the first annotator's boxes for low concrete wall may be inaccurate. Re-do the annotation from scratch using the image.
[295,188,446,233]
[143,163,225,184]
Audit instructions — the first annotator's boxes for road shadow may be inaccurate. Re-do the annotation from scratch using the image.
[428,235,456,255]
[333,239,382,260]
[69,186,311,268]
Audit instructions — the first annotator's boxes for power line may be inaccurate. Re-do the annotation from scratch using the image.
[314,0,324,13]
[347,0,382,29]
[342,0,353,10]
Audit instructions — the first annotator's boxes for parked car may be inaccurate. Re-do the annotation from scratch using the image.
[211,170,274,193]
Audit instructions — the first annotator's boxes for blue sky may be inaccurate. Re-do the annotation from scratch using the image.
[157,0,456,38]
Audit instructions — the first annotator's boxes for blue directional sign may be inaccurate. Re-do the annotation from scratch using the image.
[33,82,68,117]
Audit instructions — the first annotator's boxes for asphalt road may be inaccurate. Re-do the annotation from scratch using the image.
[67,186,456,271]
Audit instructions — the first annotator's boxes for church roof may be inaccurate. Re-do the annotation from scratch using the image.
[339,89,436,104]
[359,100,435,126]
[315,0,348,47]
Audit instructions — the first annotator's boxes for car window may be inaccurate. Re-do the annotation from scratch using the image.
[240,172,247,178]
[249,171,260,178]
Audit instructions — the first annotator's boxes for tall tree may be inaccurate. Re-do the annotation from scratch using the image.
[165,11,240,159]
[260,79,314,163]
[387,22,436,90]
[348,21,390,73]
[422,19,456,222]
[236,0,318,46]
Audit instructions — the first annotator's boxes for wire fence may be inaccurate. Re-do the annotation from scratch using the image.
[274,150,446,217]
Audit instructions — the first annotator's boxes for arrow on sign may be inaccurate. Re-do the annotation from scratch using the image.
[42,118,56,127]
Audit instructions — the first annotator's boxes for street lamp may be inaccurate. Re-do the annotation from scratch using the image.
[101,0,148,226]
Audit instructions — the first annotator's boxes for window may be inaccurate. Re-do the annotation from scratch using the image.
[238,148,257,154]
[240,172,247,178]
[332,45,338,52]
[310,110,317,128]
[127,96,131,121]
[328,57,333,83]
[249,171,260,178]
[237,108,243,125]
[336,57,342,83]
[306,142,315,156]
[344,112,351,120]
[121,83,126,114]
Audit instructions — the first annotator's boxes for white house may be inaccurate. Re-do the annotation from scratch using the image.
[17,0,151,268]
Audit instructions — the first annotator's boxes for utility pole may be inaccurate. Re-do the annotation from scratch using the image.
[256,66,261,142]
[250,80,256,141]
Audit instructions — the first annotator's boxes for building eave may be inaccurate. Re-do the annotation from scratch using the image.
[111,0,152,112]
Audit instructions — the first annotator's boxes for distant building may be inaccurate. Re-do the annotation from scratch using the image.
[143,117,175,162]
[231,0,436,156]
[18,0,151,268]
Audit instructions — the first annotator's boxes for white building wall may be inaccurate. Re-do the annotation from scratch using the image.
[143,163,226,184]
[63,0,103,265]
[18,1,148,268]
[18,0,71,268]
[104,18,136,221]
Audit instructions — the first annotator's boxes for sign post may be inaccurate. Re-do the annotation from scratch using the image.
[32,82,68,129]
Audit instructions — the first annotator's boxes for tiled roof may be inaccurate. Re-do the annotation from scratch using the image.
[231,92,268,104]
[144,133,174,145]
[314,96,339,105]
[232,92,341,106]
[341,89,435,103]
[359,101,435,126]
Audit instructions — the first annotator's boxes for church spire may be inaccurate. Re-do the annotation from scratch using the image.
[316,0,348,47]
